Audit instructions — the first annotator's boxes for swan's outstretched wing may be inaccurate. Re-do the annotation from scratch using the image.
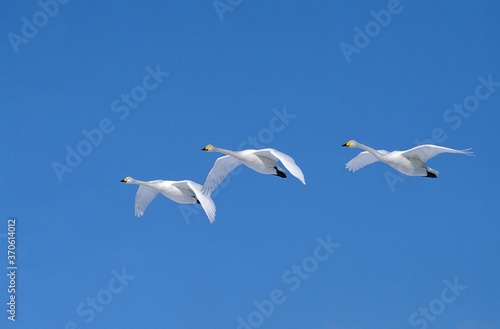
[135,185,160,217]
[402,145,473,162]
[253,148,306,184]
[173,181,216,223]
[202,155,243,195]
[345,150,389,172]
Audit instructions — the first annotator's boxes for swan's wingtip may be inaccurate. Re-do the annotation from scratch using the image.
[345,165,355,173]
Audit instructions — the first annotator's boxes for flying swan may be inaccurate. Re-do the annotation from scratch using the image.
[201,145,306,195]
[341,140,472,177]
[120,177,216,223]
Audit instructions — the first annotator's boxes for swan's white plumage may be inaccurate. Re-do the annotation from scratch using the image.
[343,140,472,177]
[253,149,305,184]
[174,180,216,223]
[401,145,473,163]
[121,177,216,223]
[346,150,389,172]
[135,184,160,217]
[201,145,305,195]
[202,155,243,195]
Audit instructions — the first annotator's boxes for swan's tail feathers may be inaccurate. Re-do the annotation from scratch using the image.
[426,167,439,178]
[274,166,287,178]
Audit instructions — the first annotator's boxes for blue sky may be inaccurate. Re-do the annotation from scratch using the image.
[1,1,499,328]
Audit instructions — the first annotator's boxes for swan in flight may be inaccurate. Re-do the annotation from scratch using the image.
[201,144,305,194]
[342,140,472,178]
[120,177,216,223]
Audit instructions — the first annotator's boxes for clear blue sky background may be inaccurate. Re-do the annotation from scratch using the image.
[1,1,499,328]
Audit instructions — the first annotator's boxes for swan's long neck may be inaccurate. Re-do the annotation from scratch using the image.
[356,142,386,160]
[212,146,240,157]
[130,178,148,186]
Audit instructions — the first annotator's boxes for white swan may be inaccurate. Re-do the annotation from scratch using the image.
[201,144,305,194]
[342,140,472,177]
[120,177,216,223]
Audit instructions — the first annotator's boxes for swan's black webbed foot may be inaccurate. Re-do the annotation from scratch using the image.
[274,166,287,178]
[425,171,437,178]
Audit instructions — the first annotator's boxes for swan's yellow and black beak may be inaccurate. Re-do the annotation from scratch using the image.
[201,145,210,151]
[120,178,128,183]
[342,141,351,147]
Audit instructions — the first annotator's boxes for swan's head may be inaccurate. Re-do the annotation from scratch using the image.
[342,140,358,148]
[202,144,214,152]
[120,176,133,183]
